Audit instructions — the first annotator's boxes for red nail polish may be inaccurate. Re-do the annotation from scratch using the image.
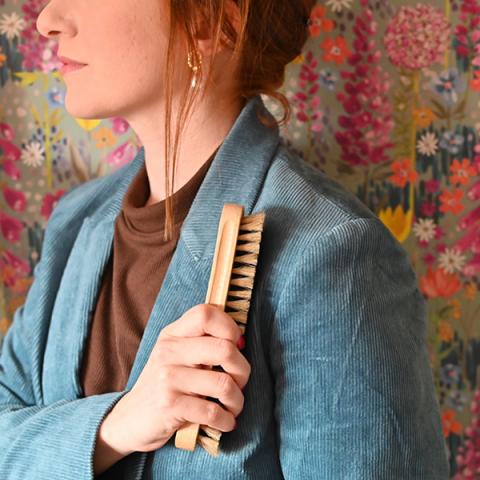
[236,335,245,350]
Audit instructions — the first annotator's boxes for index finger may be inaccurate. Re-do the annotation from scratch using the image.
[158,303,242,344]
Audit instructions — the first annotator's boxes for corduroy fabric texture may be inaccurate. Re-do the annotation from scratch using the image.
[0,95,449,479]
[80,149,216,396]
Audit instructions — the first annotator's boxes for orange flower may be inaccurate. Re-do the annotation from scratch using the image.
[464,282,477,300]
[441,409,463,437]
[92,127,116,149]
[0,50,6,69]
[439,188,464,214]
[438,320,454,342]
[412,107,437,128]
[471,70,480,92]
[449,158,477,185]
[420,266,462,298]
[388,158,419,188]
[320,36,351,64]
[447,298,462,320]
[308,5,335,37]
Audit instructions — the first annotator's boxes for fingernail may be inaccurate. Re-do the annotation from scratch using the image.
[236,335,245,350]
[233,420,238,429]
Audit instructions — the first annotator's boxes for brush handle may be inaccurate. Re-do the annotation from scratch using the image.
[174,204,244,452]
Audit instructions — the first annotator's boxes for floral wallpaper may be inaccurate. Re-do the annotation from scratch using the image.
[0,0,479,477]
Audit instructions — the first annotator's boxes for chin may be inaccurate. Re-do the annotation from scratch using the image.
[63,98,112,122]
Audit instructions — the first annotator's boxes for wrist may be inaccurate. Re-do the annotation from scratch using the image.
[101,393,136,457]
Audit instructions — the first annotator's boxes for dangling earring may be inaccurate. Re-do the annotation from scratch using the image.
[187,48,202,89]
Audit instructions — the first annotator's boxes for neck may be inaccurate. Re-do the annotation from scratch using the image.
[127,92,246,206]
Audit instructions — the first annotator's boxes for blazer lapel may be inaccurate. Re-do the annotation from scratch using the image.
[45,94,281,401]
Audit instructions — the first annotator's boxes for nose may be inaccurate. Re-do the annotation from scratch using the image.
[36,1,68,40]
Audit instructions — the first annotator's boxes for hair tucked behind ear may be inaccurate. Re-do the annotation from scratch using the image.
[160,0,315,242]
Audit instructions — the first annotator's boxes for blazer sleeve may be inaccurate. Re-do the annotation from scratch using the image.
[0,194,128,480]
[269,216,449,479]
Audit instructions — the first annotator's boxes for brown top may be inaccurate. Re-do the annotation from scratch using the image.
[80,149,217,396]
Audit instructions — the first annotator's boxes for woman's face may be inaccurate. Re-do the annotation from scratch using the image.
[36,0,186,121]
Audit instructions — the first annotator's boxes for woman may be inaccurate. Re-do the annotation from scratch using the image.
[0,0,449,478]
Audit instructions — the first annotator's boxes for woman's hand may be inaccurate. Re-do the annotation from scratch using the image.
[99,303,251,455]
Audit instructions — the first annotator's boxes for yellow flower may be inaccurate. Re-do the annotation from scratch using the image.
[74,118,102,131]
[378,205,413,243]
[292,53,305,64]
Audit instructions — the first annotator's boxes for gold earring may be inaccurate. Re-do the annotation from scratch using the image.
[187,48,202,89]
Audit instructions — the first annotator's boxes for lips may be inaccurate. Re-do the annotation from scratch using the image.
[57,55,87,66]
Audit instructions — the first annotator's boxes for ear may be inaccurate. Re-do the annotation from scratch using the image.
[194,0,242,58]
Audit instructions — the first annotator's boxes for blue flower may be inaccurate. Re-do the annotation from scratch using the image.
[439,130,464,155]
[440,363,462,388]
[445,390,467,411]
[319,68,337,90]
[47,87,65,108]
[431,68,466,107]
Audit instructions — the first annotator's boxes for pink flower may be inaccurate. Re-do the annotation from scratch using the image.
[335,4,393,167]
[40,190,65,220]
[467,179,480,200]
[104,142,138,168]
[3,187,27,212]
[0,211,24,243]
[425,179,441,193]
[420,200,436,216]
[0,249,29,275]
[111,117,130,135]
[291,51,324,134]
[0,122,14,141]
[423,253,436,265]
[3,159,21,180]
[0,139,21,162]
[384,4,451,70]
[434,225,445,239]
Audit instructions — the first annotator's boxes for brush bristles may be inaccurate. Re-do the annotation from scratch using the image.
[200,425,222,441]
[197,433,220,457]
[197,212,265,457]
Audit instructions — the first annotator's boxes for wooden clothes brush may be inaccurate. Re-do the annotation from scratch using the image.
[174,203,266,456]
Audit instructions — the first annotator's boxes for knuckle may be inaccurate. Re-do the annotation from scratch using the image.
[206,402,222,425]
[158,365,176,386]
[217,373,235,397]
[215,338,235,362]
[196,304,212,329]
[155,340,173,365]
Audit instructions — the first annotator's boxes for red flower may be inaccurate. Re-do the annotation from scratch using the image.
[441,409,463,437]
[449,157,477,185]
[388,158,418,188]
[439,188,465,214]
[320,36,351,64]
[308,5,334,38]
[420,266,462,298]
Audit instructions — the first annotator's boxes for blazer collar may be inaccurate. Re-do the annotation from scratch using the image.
[93,94,280,262]
[44,94,281,404]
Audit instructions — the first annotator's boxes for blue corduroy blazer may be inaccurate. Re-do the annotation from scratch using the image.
[0,95,449,479]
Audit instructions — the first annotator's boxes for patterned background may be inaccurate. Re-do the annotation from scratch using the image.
[0,0,479,476]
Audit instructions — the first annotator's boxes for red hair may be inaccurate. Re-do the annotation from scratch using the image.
[160,0,315,241]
